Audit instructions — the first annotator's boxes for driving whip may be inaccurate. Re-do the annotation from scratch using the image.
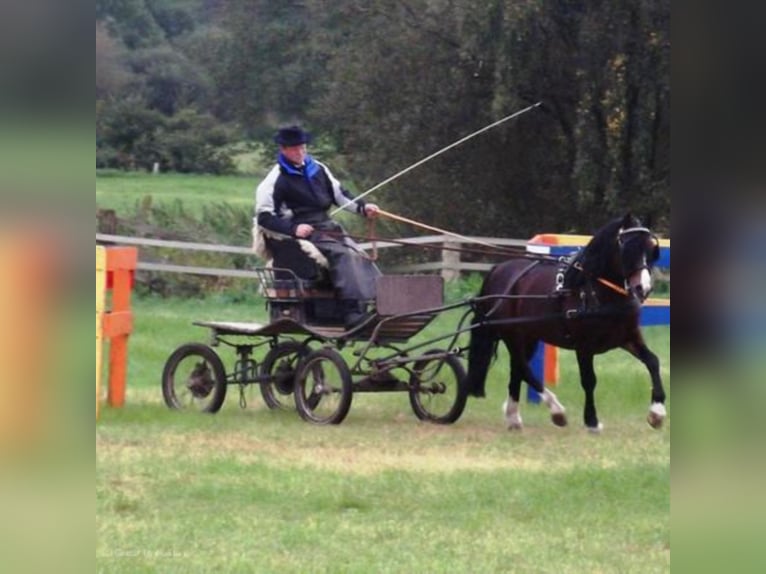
[331,101,542,216]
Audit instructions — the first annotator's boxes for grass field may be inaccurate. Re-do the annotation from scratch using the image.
[97,294,670,573]
[96,172,258,217]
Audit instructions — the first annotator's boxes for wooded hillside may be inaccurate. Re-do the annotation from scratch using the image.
[96,0,670,236]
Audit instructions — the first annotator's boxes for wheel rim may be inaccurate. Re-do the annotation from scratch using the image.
[166,353,225,411]
[410,354,464,421]
[301,360,341,419]
[295,350,351,424]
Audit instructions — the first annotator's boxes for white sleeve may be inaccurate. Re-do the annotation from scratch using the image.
[255,165,281,217]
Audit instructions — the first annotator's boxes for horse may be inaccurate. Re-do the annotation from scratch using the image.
[465,213,666,432]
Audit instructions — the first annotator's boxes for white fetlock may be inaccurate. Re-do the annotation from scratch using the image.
[586,422,604,434]
[649,402,666,418]
[647,402,667,429]
[503,399,523,430]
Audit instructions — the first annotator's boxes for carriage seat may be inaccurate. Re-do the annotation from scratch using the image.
[253,227,342,324]
[269,238,331,286]
[253,226,331,286]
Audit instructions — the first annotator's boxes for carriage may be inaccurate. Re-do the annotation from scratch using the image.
[161,255,474,425]
[161,214,667,430]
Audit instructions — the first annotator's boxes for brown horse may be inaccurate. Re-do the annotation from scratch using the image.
[465,214,666,432]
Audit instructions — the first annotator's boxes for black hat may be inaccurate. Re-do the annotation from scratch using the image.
[274,125,312,146]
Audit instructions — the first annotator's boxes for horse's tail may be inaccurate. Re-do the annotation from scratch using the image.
[465,312,498,398]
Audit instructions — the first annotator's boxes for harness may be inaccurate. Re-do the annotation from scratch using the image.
[478,259,543,322]
[555,251,634,322]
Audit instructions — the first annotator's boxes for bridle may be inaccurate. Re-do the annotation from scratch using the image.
[565,226,658,300]
[617,226,659,300]
[617,226,658,271]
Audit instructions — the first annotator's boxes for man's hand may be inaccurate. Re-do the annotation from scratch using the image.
[294,223,314,238]
[364,204,380,218]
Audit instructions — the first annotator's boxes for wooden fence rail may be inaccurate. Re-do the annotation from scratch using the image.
[96,233,670,280]
[95,233,526,279]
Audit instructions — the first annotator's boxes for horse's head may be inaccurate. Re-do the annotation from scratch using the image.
[616,214,660,302]
[564,213,661,302]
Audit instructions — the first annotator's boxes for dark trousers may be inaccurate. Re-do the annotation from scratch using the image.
[310,221,381,303]
[266,220,381,303]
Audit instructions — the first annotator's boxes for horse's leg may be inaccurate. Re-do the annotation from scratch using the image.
[503,340,524,430]
[576,350,602,432]
[541,387,567,427]
[519,342,567,427]
[623,338,667,429]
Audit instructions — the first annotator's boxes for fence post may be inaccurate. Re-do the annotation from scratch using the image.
[97,246,137,412]
[441,240,460,282]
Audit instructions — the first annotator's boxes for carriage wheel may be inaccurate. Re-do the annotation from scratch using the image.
[259,341,309,410]
[408,349,468,424]
[294,348,353,425]
[162,343,227,413]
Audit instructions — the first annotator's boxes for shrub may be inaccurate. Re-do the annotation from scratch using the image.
[97,99,235,174]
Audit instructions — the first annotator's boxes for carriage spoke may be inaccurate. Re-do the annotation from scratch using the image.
[161,343,227,413]
[294,348,353,425]
[408,350,467,424]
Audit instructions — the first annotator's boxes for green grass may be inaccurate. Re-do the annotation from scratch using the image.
[96,172,259,217]
[97,294,670,572]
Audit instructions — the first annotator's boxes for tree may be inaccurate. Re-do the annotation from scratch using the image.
[96,22,132,99]
[97,0,165,49]
[216,0,331,135]
[127,45,214,115]
[96,0,670,233]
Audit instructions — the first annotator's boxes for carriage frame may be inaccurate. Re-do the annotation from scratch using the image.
[161,267,480,425]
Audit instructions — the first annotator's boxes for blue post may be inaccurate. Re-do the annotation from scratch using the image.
[527,342,544,403]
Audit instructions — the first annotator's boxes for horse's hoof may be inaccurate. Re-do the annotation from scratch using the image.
[647,403,666,429]
[585,423,604,434]
[551,412,568,427]
[506,420,523,431]
[647,413,664,429]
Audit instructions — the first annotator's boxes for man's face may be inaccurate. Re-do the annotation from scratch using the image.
[280,144,307,166]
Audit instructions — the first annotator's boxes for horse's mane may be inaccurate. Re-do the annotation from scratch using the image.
[562,214,641,290]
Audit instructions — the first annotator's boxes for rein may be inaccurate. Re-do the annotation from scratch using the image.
[317,209,529,259]
[373,211,635,300]
[321,209,633,300]
[318,226,528,260]
[375,209,525,257]
[377,209,500,250]
[571,262,629,297]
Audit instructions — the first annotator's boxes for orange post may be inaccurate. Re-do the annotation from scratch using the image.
[98,246,136,409]
[543,345,559,385]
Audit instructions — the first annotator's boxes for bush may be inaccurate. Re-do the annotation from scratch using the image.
[97,97,166,170]
[96,99,236,174]
[157,113,236,174]
[96,145,120,170]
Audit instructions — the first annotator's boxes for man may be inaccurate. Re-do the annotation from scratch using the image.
[254,125,382,329]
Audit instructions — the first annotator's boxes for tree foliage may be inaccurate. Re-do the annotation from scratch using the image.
[96,0,669,235]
